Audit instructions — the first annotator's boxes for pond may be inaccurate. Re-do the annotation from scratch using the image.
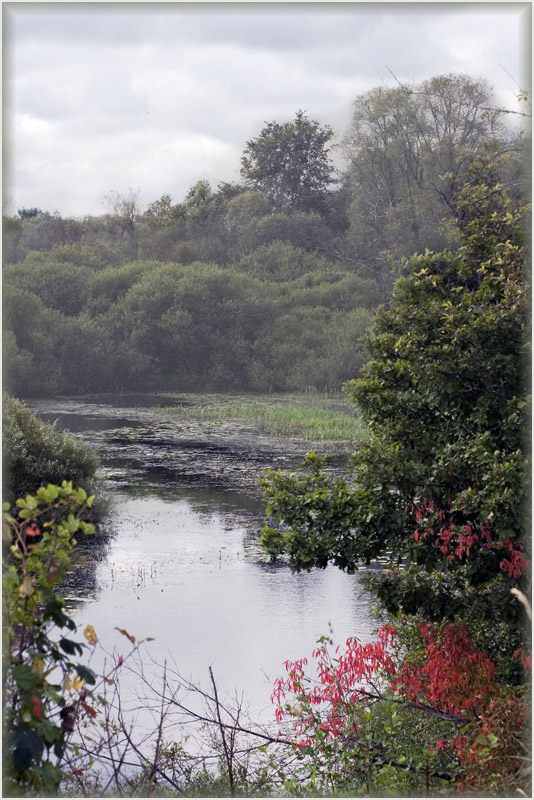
[27,394,376,724]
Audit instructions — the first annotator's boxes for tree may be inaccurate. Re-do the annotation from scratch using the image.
[236,242,333,282]
[143,193,178,226]
[261,164,530,668]
[234,210,333,256]
[103,188,142,260]
[17,207,43,220]
[2,215,23,263]
[241,110,334,214]
[4,261,91,316]
[343,74,519,286]
[21,241,120,270]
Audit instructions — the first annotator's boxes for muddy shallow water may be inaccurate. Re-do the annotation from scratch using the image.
[27,394,376,721]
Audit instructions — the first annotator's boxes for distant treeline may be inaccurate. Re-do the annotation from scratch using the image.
[3,74,528,396]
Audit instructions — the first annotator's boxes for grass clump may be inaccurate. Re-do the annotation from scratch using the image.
[169,394,366,442]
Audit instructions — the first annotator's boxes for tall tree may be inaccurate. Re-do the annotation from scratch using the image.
[104,188,142,260]
[241,110,334,214]
[343,74,518,285]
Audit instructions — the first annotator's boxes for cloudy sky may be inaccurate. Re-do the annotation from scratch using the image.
[3,1,530,218]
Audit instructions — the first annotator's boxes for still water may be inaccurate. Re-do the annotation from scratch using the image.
[28,395,376,721]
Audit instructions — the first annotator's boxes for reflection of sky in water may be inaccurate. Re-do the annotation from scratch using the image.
[26,398,375,726]
[74,495,375,721]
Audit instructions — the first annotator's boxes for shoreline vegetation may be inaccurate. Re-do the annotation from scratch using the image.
[162,391,368,443]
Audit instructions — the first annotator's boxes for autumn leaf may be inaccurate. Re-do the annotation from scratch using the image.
[115,627,136,644]
[83,624,98,646]
[67,673,85,692]
[81,701,97,719]
[31,658,45,679]
[31,695,43,719]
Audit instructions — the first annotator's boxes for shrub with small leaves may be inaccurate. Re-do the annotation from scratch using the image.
[2,482,99,795]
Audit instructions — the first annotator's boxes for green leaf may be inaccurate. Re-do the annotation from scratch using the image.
[40,760,65,790]
[11,727,44,774]
[75,664,96,685]
[39,718,63,744]
[59,638,84,656]
[12,664,39,693]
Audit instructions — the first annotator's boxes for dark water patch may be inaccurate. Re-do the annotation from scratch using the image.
[38,412,145,433]
[35,393,191,409]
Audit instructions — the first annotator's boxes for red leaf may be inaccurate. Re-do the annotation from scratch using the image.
[81,701,97,719]
[31,695,43,719]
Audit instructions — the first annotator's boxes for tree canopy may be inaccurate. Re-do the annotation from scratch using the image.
[342,74,521,287]
[240,110,334,214]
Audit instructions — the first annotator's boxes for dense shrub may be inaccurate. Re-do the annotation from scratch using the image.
[2,395,100,506]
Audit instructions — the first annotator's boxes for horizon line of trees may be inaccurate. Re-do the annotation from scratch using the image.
[2,73,530,398]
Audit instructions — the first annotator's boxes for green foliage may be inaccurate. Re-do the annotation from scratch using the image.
[21,241,120,270]
[226,189,270,230]
[2,77,525,399]
[344,74,524,286]
[83,259,155,314]
[4,261,91,316]
[3,238,379,394]
[241,110,334,214]
[1,282,121,396]
[2,396,100,508]
[171,396,367,442]
[234,210,333,256]
[2,483,97,795]
[251,305,373,392]
[236,242,333,281]
[2,285,64,395]
[3,216,24,263]
[285,271,381,310]
[261,169,530,648]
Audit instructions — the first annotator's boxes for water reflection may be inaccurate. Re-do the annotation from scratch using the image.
[26,397,375,719]
[72,496,375,719]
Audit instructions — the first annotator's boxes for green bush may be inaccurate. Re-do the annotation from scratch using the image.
[3,483,97,795]
[2,395,100,507]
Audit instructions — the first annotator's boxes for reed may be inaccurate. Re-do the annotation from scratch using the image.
[168,394,366,442]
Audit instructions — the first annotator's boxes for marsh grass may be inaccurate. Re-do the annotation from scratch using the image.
[166,393,367,442]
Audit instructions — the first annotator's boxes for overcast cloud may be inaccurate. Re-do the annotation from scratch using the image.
[3,2,530,218]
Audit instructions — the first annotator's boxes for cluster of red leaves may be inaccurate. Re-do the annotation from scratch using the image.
[273,498,531,785]
[391,623,498,716]
[273,621,530,786]
[513,647,532,672]
[271,625,398,741]
[499,537,530,580]
[408,499,530,578]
